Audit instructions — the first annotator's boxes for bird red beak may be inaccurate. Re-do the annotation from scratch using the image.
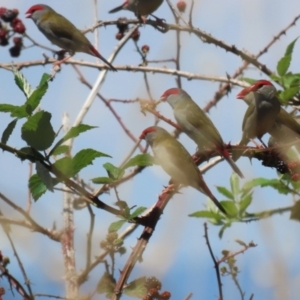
[236,87,251,99]
[25,9,32,18]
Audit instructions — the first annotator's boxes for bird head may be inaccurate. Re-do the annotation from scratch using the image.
[159,88,190,108]
[237,80,275,100]
[140,126,168,144]
[26,4,53,22]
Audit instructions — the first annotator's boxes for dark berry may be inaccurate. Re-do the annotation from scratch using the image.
[141,45,150,54]
[177,1,187,12]
[12,9,19,18]
[148,288,159,297]
[131,29,140,41]
[160,291,171,299]
[13,36,22,47]
[13,21,26,34]
[1,9,17,22]
[9,45,21,57]
[116,18,128,34]
[0,7,7,17]
[0,37,8,46]
[116,32,124,40]
[0,28,6,38]
[292,174,300,181]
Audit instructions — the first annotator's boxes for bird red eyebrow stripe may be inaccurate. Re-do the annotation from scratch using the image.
[160,88,180,98]
[139,127,156,139]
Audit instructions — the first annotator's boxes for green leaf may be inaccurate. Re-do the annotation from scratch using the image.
[103,162,124,180]
[18,147,44,162]
[11,105,28,118]
[129,206,147,219]
[53,157,74,178]
[50,145,70,156]
[216,186,234,200]
[243,178,290,195]
[0,104,19,113]
[122,154,154,170]
[1,118,17,144]
[285,37,298,56]
[108,220,126,232]
[92,177,115,184]
[279,87,300,103]
[97,272,115,297]
[38,73,51,86]
[28,174,47,201]
[218,223,232,239]
[189,210,223,219]
[13,67,33,98]
[124,277,147,299]
[230,173,239,197]
[239,192,252,214]
[25,80,49,115]
[21,111,55,150]
[277,55,291,76]
[221,201,238,216]
[277,38,298,76]
[36,161,54,192]
[72,149,111,175]
[49,124,96,156]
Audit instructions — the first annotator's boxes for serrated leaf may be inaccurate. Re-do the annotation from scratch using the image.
[239,192,252,214]
[1,118,17,144]
[0,104,19,113]
[49,124,96,156]
[279,87,300,103]
[243,178,290,195]
[97,272,115,297]
[103,162,124,180]
[92,177,115,184]
[290,201,300,222]
[108,220,126,232]
[122,154,154,170]
[277,55,291,77]
[38,73,51,86]
[50,145,70,156]
[216,186,234,200]
[124,277,147,298]
[281,73,300,89]
[230,173,239,197]
[129,206,147,219]
[11,106,28,118]
[72,149,111,175]
[36,161,54,192]
[53,157,74,178]
[25,83,48,115]
[13,68,33,98]
[220,201,238,216]
[28,174,47,201]
[285,37,298,56]
[21,111,55,150]
[189,210,223,219]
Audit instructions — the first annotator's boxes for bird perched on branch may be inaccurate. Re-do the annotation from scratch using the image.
[26,4,116,71]
[159,88,244,178]
[140,126,227,215]
[233,80,281,160]
[109,0,164,23]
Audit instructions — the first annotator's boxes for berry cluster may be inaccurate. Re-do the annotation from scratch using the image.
[143,277,171,300]
[0,7,26,57]
[114,17,140,42]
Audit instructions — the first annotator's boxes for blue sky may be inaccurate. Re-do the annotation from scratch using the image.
[1,0,300,299]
